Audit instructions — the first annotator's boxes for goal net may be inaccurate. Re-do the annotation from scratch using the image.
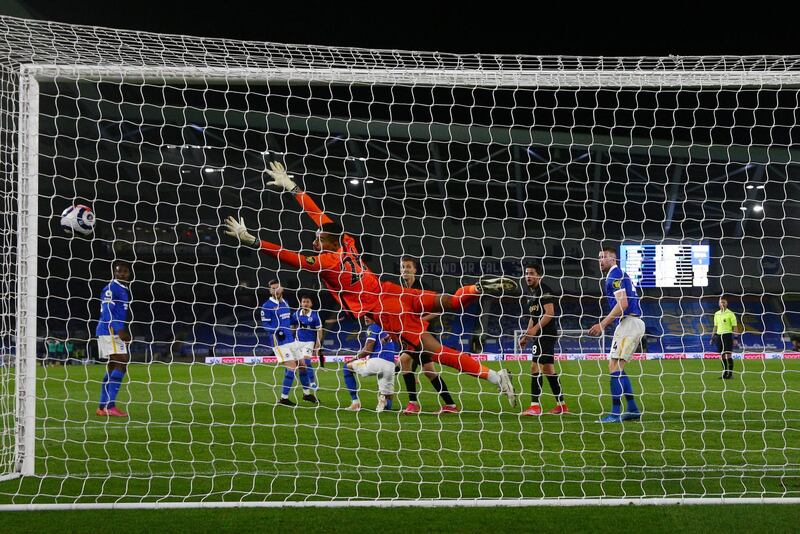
[0,16,798,508]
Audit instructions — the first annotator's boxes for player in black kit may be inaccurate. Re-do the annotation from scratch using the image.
[395,256,459,414]
[518,263,568,416]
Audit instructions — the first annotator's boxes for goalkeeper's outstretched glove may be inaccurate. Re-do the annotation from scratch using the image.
[265,161,298,192]
[224,216,257,247]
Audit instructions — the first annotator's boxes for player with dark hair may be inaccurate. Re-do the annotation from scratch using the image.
[396,256,458,415]
[261,279,318,406]
[293,292,322,392]
[95,260,132,417]
[342,316,397,412]
[711,296,739,379]
[518,263,568,416]
[589,247,644,423]
[224,162,517,406]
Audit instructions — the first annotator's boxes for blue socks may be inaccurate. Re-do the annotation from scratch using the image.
[343,367,359,400]
[282,369,295,397]
[297,367,311,392]
[385,397,393,410]
[98,371,110,409]
[106,369,126,408]
[304,359,317,389]
[620,371,639,413]
[609,371,623,415]
[610,370,639,414]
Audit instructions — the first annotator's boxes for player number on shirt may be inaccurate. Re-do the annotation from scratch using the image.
[342,256,363,285]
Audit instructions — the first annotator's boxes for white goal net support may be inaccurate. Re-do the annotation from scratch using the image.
[0,16,799,509]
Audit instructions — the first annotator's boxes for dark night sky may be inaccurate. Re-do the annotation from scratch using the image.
[2,1,798,57]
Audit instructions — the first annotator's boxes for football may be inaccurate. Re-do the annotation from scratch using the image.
[60,204,95,236]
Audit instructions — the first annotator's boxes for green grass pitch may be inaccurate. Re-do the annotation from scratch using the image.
[1,359,798,505]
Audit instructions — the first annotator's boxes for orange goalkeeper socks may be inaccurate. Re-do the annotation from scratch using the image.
[451,285,479,310]
[430,345,490,379]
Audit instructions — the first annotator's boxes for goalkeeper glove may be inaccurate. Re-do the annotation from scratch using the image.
[224,216,257,247]
[265,161,298,192]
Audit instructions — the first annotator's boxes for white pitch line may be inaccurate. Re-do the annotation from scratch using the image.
[18,465,800,479]
[39,416,800,432]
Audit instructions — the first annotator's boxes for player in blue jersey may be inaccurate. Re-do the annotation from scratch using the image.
[588,247,644,423]
[95,261,132,417]
[261,280,318,406]
[342,316,397,412]
[292,293,323,397]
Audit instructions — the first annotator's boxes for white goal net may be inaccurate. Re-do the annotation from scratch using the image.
[0,16,798,508]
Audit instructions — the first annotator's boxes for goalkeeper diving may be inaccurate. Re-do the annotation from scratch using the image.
[224,161,517,406]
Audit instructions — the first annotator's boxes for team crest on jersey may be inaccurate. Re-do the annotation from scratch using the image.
[530,304,539,312]
[613,279,622,289]
[306,256,316,265]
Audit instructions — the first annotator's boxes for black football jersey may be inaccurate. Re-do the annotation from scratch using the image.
[524,282,558,336]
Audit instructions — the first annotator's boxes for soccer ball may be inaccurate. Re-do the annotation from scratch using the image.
[60,204,95,236]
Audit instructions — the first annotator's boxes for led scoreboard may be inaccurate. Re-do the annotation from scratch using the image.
[619,244,710,288]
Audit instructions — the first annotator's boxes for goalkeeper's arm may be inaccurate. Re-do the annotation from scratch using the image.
[265,161,333,227]
[223,216,321,271]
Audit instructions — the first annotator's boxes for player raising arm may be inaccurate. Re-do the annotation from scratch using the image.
[224,161,517,406]
[588,247,644,423]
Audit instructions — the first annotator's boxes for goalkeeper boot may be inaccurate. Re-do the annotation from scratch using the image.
[548,403,569,415]
[437,404,460,414]
[476,276,520,297]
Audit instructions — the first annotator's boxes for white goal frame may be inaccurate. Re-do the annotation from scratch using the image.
[9,61,800,507]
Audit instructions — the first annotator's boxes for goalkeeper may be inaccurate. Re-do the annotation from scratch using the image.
[224,161,517,407]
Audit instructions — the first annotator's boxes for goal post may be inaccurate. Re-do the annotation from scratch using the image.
[0,15,799,508]
[11,68,38,479]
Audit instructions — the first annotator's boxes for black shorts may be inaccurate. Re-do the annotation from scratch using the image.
[398,337,432,371]
[717,333,734,354]
[401,350,431,368]
[531,335,557,365]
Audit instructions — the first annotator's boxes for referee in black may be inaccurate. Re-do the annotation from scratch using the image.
[396,256,459,414]
[519,263,568,416]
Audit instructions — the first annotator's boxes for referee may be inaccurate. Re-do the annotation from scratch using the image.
[711,296,739,379]
[519,263,567,416]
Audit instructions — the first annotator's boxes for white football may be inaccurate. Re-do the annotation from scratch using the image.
[60,204,95,236]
